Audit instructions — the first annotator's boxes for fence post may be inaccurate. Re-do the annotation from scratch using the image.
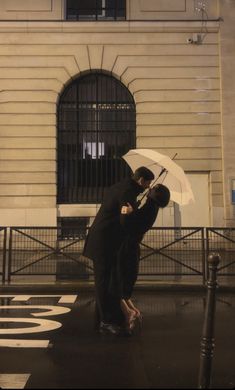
[198,252,220,389]
[2,228,7,284]
[7,228,13,283]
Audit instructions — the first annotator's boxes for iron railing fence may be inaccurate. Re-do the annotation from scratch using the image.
[7,227,93,283]
[7,225,206,285]
[139,227,205,284]
[0,227,7,283]
[206,228,235,285]
[3,226,235,285]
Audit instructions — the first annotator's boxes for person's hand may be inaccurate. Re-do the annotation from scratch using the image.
[121,202,133,215]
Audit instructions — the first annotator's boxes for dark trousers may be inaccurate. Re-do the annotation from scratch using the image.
[93,240,140,327]
[93,256,124,327]
[116,239,140,300]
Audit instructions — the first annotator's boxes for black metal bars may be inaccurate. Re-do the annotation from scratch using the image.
[7,226,205,284]
[66,0,126,21]
[7,226,93,283]
[57,72,136,204]
[206,228,235,282]
[139,227,205,284]
[2,226,235,285]
[0,227,7,283]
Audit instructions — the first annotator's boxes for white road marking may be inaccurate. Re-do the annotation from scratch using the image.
[58,295,77,304]
[0,374,30,389]
[0,295,76,348]
[0,295,78,304]
[0,305,71,316]
[0,339,49,348]
[0,318,61,334]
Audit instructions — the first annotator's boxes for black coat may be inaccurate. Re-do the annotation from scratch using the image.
[125,196,159,242]
[114,197,160,299]
[83,178,144,261]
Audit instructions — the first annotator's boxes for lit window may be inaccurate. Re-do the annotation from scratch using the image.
[83,141,105,159]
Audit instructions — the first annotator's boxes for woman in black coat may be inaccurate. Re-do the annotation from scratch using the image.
[115,184,171,331]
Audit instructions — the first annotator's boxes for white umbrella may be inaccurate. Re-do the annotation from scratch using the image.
[122,148,195,206]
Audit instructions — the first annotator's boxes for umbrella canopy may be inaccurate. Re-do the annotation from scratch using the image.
[122,149,195,206]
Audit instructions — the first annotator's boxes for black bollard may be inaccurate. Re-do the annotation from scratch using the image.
[198,252,221,389]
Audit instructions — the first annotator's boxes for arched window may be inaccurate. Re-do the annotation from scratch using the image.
[57,71,136,204]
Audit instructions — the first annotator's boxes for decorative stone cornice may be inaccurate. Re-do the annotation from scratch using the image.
[0,20,220,33]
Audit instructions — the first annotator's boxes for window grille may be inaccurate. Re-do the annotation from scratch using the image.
[57,72,136,204]
[66,0,126,21]
[58,217,89,240]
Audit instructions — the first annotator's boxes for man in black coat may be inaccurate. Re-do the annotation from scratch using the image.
[83,167,154,334]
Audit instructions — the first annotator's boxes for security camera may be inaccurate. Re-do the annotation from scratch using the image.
[187,34,202,44]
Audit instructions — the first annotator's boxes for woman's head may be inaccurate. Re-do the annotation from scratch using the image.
[148,184,170,208]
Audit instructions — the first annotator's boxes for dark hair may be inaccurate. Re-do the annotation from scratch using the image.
[148,184,170,208]
[132,166,154,181]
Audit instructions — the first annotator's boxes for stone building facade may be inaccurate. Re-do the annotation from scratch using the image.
[0,0,234,227]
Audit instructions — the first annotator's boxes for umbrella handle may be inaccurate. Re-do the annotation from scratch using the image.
[150,152,177,189]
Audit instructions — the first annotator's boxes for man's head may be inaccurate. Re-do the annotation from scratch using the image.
[132,166,155,190]
[148,184,170,208]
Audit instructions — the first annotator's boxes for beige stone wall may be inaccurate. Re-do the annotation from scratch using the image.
[0,0,225,227]
[0,0,219,21]
[129,0,218,20]
[219,0,235,227]
[0,0,63,20]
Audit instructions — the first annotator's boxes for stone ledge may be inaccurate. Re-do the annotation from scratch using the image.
[0,20,220,33]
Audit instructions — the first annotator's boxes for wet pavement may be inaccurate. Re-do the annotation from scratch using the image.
[0,289,235,388]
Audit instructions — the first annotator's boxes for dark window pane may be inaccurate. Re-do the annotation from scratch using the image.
[66,0,126,21]
[67,0,101,12]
